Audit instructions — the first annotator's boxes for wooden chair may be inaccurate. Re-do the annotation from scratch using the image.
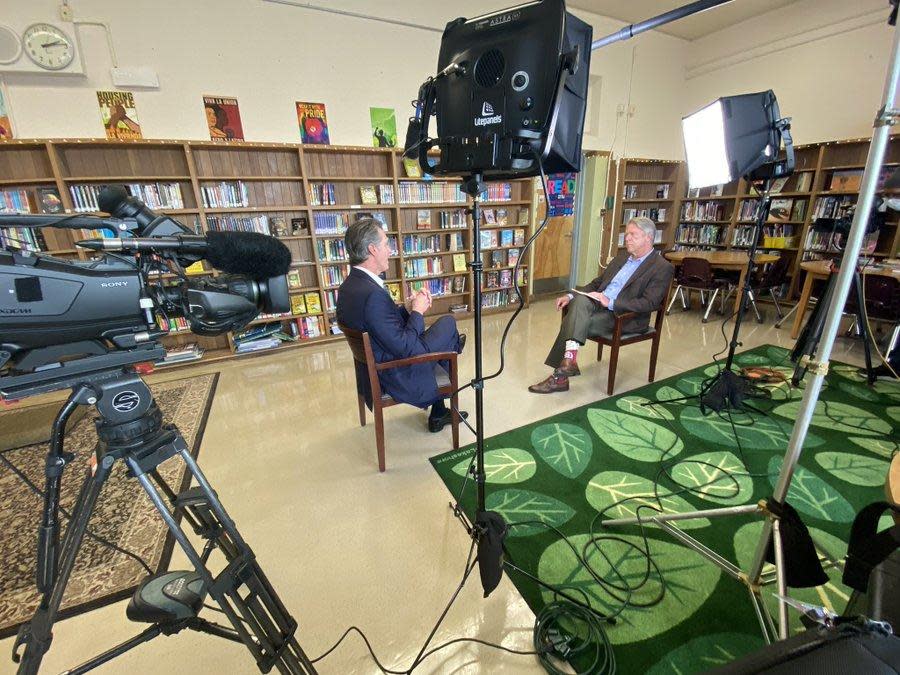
[339,324,460,472]
[585,293,669,396]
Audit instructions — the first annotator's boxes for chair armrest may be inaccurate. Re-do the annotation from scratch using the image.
[612,311,636,338]
[375,351,458,371]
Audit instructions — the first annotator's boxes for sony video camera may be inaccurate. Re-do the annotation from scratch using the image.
[0,186,291,394]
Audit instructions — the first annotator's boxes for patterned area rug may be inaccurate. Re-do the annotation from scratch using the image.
[430,345,899,674]
[0,372,218,638]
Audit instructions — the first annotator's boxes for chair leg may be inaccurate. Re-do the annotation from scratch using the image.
[597,342,603,362]
[607,343,620,395]
[451,393,460,451]
[700,290,706,306]
[374,405,386,472]
[357,395,366,427]
[648,335,661,383]
[680,287,689,310]
[702,288,720,323]
[748,291,762,323]
[770,290,784,319]
[666,285,681,315]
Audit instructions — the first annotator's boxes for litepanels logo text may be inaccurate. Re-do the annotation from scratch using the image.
[475,101,502,127]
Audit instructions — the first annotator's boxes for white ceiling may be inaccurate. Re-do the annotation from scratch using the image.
[570,0,802,41]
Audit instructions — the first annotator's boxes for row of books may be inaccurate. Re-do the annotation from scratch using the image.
[1,226,45,252]
[482,289,518,308]
[489,248,521,268]
[398,181,467,204]
[206,214,270,234]
[812,195,856,220]
[403,256,443,279]
[156,343,204,366]
[286,269,314,290]
[289,291,323,315]
[769,172,814,194]
[401,233,466,254]
[737,199,763,222]
[622,207,667,224]
[321,264,350,286]
[484,268,525,289]
[767,198,807,223]
[617,230,664,246]
[732,225,757,247]
[415,209,467,229]
[324,289,338,312]
[479,228,526,249]
[625,183,670,199]
[68,182,186,214]
[308,183,337,205]
[687,184,728,198]
[680,201,726,222]
[406,276,466,296]
[201,181,249,209]
[359,184,394,205]
[312,210,388,235]
[675,224,726,245]
[1,188,33,214]
[156,314,190,333]
[317,238,349,261]
[803,229,879,255]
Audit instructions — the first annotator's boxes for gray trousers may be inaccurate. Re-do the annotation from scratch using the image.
[544,294,616,368]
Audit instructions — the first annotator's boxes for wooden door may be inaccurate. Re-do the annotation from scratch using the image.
[533,177,575,293]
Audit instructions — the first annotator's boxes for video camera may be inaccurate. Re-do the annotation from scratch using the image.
[0,185,291,397]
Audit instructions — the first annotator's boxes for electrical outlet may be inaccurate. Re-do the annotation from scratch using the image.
[59,2,73,21]
[616,104,625,116]
[628,104,636,117]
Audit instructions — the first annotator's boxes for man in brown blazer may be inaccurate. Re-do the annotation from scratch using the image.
[529,217,674,394]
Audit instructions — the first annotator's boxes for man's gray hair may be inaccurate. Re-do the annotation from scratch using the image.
[628,216,657,240]
[345,217,384,265]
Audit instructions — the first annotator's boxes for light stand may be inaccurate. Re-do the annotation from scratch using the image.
[604,12,900,643]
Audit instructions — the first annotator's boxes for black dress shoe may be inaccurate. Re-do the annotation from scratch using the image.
[428,409,469,432]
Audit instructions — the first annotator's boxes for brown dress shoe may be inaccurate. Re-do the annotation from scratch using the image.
[557,357,581,377]
[528,371,570,394]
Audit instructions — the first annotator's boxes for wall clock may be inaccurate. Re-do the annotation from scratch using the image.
[22,23,75,71]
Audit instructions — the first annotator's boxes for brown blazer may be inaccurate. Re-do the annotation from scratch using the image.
[577,250,674,333]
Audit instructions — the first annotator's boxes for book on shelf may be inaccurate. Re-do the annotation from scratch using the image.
[452,276,466,294]
[710,184,724,197]
[514,228,525,246]
[359,185,378,205]
[656,184,670,199]
[201,181,248,209]
[450,303,468,313]
[378,184,394,204]
[295,316,323,339]
[155,343,204,366]
[790,200,807,222]
[829,170,862,192]
[446,231,464,251]
[403,157,423,178]
[491,250,504,268]
[507,248,520,265]
[269,216,288,237]
[37,187,63,214]
[624,184,638,199]
[452,253,467,272]
[500,269,512,287]
[795,172,813,192]
[485,271,500,289]
[500,229,513,247]
[479,230,498,249]
[290,216,309,235]
[386,282,401,303]
[398,181,466,204]
[291,295,307,315]
[0,188,33,214]
[403,256,443,278]
[769,177,789,194]
[185,261,207,275]
[308,183,336,206]
[304,292,322,313]
[236,337,282,354]
[495,208,508,225]
[206,214,270,234]
[768,198,793,223]
[687,187,700,198]
[317,237,348,261]
[483,208,496,224]
[287,269,303,289]
[416,209,431,229]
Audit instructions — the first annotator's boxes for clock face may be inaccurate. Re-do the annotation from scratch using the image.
[23,23,74,71]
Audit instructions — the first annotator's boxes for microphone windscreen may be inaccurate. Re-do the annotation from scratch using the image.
[98,185,129,214]
[205,231,292,279]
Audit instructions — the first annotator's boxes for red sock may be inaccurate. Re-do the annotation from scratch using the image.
[564,349,578,362]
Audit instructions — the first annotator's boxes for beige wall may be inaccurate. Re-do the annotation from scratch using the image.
[1,0,687,158]
[685,0,894,146]
[3,0,895,157]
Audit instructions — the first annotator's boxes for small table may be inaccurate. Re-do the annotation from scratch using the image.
[791,260,900,339]
[664,250,781,314]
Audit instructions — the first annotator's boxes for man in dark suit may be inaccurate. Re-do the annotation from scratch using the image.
[529,217,674,394]
[337,217,465,431]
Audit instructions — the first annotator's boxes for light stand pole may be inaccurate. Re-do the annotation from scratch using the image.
[604,13,900,643]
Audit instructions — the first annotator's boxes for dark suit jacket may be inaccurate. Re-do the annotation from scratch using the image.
[336,267,439,409]
[577,250,674,333]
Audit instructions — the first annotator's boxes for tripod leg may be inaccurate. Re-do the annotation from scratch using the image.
[770,290,784,319]
[854,272,875,384]
[15,452,114,675]
[63,625,163,675]
[772,519,789,640]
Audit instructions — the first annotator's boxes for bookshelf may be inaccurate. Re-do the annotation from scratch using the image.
[611,158,686,252]
[671,135,900,301]
[0,139,535,369]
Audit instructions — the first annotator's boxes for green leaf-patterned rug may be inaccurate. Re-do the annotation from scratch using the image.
[429,345,899,674]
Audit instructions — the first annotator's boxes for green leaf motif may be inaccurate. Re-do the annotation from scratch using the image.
[538,533,721,644]
[848,436,899,460]
[585,471,710,530]
[646,632,765,675]
[451,448,535,484]
[655,385,688,406]
[587,410,683,463]
[887,406,900,423]
[486,489,575,537]
[530,423,592,479]
[767,457,854,523]
[836,381,880,402]
[767,346,791,362]
[734,523,852,624]
[668,451,754,505]
[735,353,771,366]
[679,405,822,451]
[615,395,674,421]
[814,452,888,487]
[675,375,707,397]
[771,400,891,437]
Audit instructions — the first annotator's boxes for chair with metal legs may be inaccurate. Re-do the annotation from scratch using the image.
[665,257,726,323]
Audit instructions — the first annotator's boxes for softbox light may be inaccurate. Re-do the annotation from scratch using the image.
[682,90,793,188]
[405,0,592,179]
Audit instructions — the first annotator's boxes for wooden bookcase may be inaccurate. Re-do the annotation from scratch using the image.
[672,134,900,300]
[610,158,686,252]
[0,139,535,369]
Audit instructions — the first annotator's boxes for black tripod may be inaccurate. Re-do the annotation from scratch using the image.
[791,263,875,386]
[5,357,316,675]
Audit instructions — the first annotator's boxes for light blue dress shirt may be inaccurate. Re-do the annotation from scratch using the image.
[603,251,652,310]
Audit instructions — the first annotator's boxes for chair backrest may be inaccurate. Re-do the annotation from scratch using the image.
[756,255,791,288]
[862,275,900,321]
[678,257,714,287]
[337,323,382,397]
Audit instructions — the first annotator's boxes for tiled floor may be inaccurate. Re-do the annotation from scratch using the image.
[1,297,872,674]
